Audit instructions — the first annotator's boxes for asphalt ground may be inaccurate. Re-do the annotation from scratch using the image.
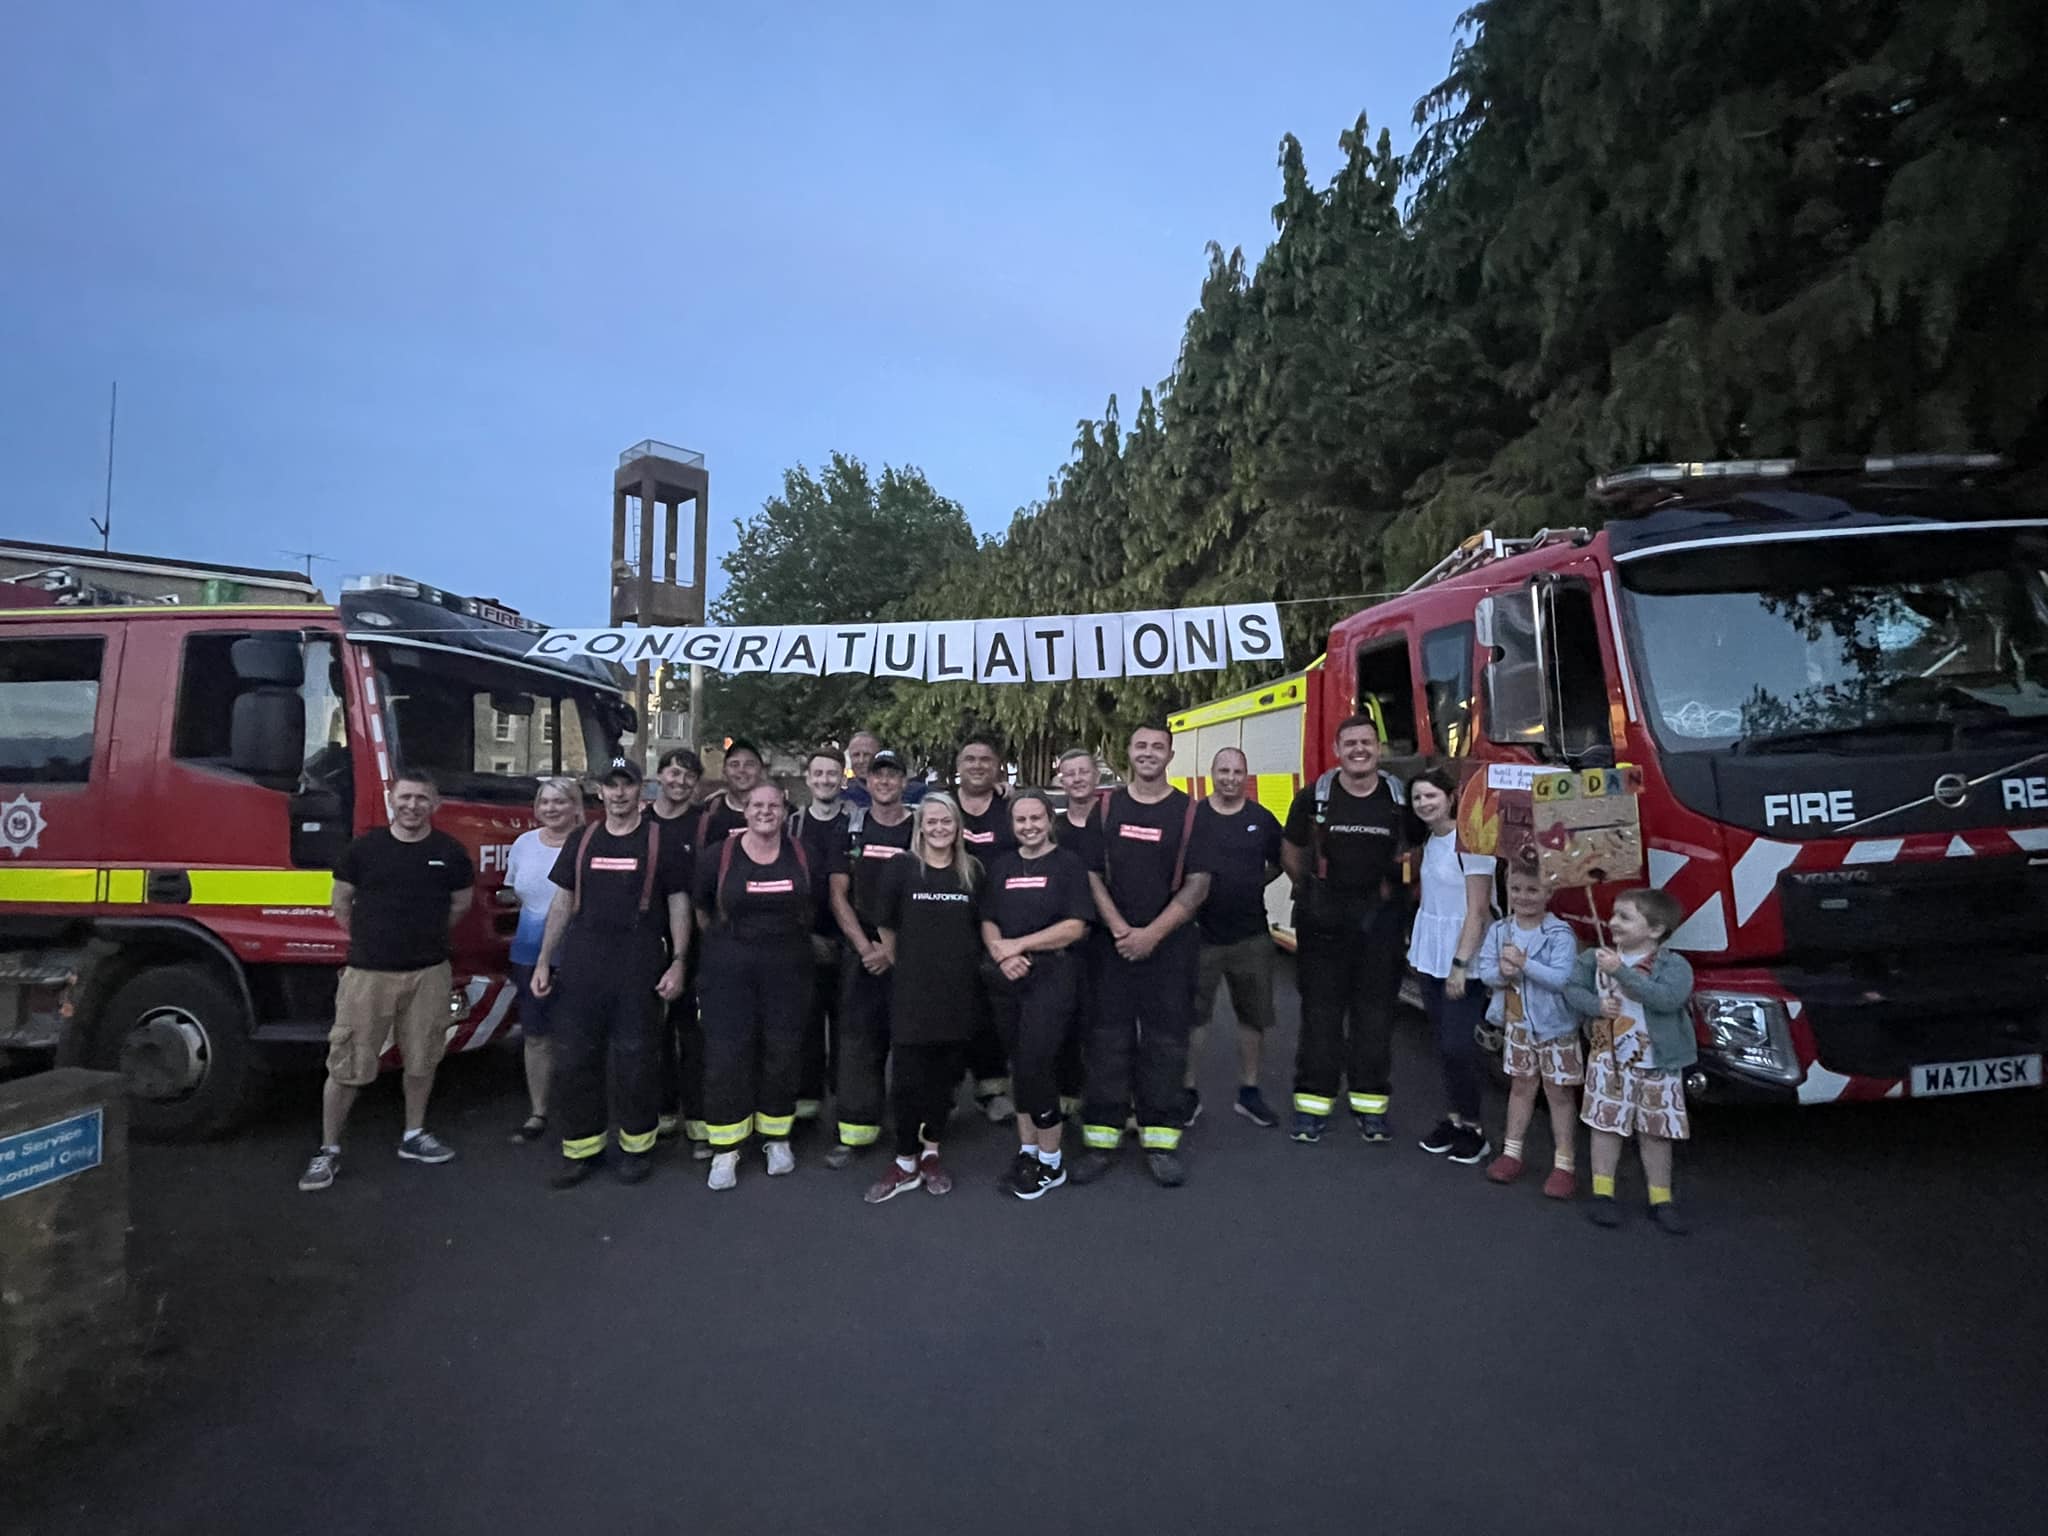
[10,960,2048,1536]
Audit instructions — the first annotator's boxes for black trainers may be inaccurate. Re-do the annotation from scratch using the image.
[1181,1088,1202,1128]
[1145,1151,1187,1188]
[1418,1118,1458,1155]
[1234,1088,1279,1128]
[1358,1113,1391,1143]
[1068,1149,1115,1185]
[551,1156,600,1190]
[1009,1154,1066,1201]
[1649,1201,1690,1236]
[615,1152,653,1185]
[1447,1125,1491,1165]
[1586,1196,1623,1228]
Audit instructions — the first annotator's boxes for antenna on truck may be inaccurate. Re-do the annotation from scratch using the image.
[88,382,117,552]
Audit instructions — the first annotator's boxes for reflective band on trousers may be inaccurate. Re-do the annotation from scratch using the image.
[794,1099,822,1120]
[837,1122,880,1147]
[753,1111,794,1138]
[617,1126,657,1155]
[1293,1093,1335,1117]
[1059,1096,1083,1117]
[1348,1092,1389,1115]
[684,1119,709,1142]
[563,1132,609,1160]
[706,1119,752,1147]
[1082,1123,1122,1150]
[1140,1125,1182,1151]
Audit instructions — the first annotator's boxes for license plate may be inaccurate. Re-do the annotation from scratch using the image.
[1909,1054,2043,1097]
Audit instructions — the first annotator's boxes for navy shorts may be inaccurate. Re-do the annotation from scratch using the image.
[509,961,558,1041]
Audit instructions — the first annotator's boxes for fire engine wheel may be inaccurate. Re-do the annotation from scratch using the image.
[93,965,256,1141]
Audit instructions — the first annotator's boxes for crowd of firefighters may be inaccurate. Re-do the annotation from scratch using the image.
[298,718,1699,1231]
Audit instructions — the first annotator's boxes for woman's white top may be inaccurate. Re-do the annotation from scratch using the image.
[1406,829,1497,978]
[506,828,568,965]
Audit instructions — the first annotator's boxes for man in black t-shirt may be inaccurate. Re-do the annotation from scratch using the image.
[1184,748,1285,1130]
[952,732,1016,1120]
[299,771,474,1193]
[1280,713,1410,1146]
[794,747,852,1133]
[649,747,705,1151]
[530,758,694,1188]
[694,738,770,847]
[823,749,917,1166]
[1075,723,1213,1189]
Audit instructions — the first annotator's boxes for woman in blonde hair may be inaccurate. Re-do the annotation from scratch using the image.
[862,793,987,1203]
[504,776,588,1141]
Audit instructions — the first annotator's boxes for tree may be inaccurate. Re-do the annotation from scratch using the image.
[705,454,976,749]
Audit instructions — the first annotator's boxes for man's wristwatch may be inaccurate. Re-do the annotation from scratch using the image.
[1450,957,1468,972]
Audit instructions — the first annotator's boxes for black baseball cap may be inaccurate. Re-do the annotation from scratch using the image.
[600,758,644,784]
[723,737,765,764]
[870,750,908,775]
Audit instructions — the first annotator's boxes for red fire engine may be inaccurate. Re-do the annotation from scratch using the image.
[0,570,631,1137]
[1178,455,2047,1105]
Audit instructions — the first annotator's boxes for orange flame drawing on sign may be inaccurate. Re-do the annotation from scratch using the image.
[1457,773,1500,856]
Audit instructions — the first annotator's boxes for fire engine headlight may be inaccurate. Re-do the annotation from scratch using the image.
[1692,993,1799,1085]
[448,988,468,1021]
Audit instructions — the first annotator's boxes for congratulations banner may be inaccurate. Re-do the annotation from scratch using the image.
[527,603,1283,682]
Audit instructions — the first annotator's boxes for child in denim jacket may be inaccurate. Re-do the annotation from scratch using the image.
[1471,864,1582,1198]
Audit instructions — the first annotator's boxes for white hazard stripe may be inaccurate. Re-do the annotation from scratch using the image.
[1731,837,1799,926]
[1842,838,1903,864]
[460,978,516,1051]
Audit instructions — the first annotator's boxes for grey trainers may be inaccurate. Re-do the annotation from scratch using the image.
[298,1148,340,1191]
[397,1131,455,1165]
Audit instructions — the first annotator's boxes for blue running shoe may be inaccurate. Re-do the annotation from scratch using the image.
[1290,1112,1324,1144]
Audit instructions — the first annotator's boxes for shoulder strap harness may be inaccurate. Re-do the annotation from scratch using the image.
[571,817,662,917]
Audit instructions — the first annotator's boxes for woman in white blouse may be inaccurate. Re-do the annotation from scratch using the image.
[1405,768,1496,1167]
[504,776,587,1142]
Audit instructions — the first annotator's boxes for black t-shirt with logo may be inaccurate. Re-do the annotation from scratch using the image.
[982,848,1094,941]
[828,809,918,938]
[956,792,1018,859]
[795,805,849,935]
[547,817,694,942]
[1088,787,1202,929]
[877,856,986,1044]
[335,828,474,972]
[693,838,812,947]
[1282,776,1405,895]
[1188,799,1285,944]
[694,798,748,850]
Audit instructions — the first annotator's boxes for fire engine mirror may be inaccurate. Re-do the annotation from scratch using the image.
[1480,587,1547,748]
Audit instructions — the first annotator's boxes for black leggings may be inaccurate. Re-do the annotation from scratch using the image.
[890,1041,965,1158]
[991,948,1078,1126]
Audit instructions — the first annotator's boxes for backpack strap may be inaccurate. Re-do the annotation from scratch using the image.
[1169,790,1199,893]
[569,821,601,915]
[1310,768,1340,881]
[638,819,660,915]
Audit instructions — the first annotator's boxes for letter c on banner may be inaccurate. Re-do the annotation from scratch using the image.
[531,630,586,657]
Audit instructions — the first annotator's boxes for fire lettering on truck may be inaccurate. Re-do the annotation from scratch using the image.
[1763,790,1854,828]
[2001,776,2048,811]
[478,843,514,874]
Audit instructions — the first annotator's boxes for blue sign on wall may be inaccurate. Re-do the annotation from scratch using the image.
[0,1108,105,1201]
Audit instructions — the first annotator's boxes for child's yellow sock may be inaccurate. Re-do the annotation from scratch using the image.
[1591,1173,1615,1198]
[1648,1185,1673,1206]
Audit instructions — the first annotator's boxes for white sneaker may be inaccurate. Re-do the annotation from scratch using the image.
[764,1140,796,1177]
[984,1093,1016,1124]
[707,1150,739,1191]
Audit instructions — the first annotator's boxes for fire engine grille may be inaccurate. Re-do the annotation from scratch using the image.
[1777,855,2048,956]
[1789,958,2047,1080]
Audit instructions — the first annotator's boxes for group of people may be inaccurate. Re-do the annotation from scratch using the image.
[299,717,1697,1232]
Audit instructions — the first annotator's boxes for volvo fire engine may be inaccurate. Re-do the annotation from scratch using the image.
[0,570,630,1137]
[1172,455,2048,1106]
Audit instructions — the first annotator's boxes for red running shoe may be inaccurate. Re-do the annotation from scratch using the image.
[1541,1166,1577,1200]
[863,1161,922,1204]
[1485,1153,1525,1185]
[918,1151,954,1196]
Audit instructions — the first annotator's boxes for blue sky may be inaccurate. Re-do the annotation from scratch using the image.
[1,0,1468,623]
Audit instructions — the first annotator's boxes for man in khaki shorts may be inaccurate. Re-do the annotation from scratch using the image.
[299,770,475,1191]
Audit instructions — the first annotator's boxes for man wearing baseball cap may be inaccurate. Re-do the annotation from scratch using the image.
[529,757,694,1187]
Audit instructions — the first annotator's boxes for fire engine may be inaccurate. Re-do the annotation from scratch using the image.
[0,569,630,1137]
[1171,455,2048,1105]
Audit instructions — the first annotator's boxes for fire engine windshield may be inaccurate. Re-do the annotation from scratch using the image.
[1618,527,2048,753]
[365,643,627,803]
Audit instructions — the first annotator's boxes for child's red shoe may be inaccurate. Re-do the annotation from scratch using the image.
[1485,1153,1524,1184]
[1541,1166,1577,1200]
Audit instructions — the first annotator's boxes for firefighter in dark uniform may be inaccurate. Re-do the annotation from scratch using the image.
[823,749,918,1168]
[953,732,1018,1119]
[1075,723,1213,1188]
[650,746,705,1154]
[694,781,816,1190]
[530,758,693,1188]
[1279,713,1410,1144]
[795,747,852,1132]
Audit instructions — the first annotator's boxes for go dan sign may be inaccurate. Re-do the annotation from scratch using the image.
[528,604,1284,683]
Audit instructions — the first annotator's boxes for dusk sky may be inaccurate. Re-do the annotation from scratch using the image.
[2,0,1468,623]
